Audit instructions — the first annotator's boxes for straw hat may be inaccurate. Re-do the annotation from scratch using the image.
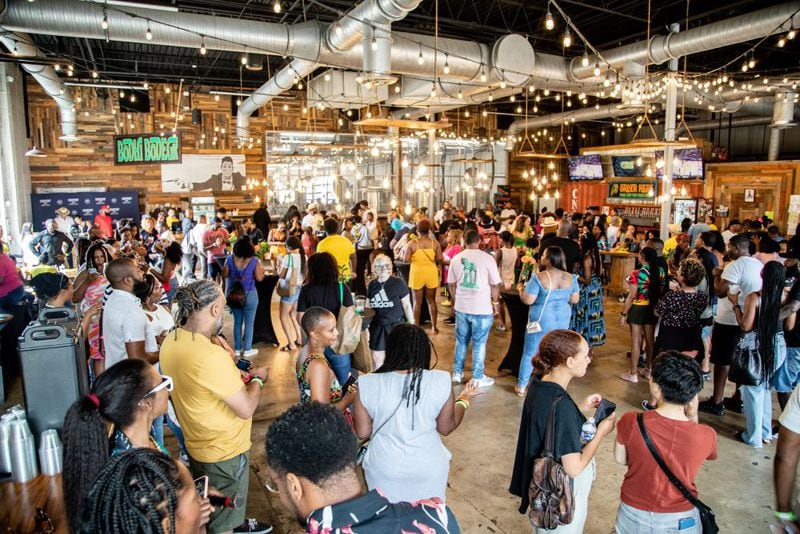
[668,223,682,234]
[55,207,71,216]
[541,216,557,229]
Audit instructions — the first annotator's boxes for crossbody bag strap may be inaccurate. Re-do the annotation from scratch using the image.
[537,271,553,323]
[636,413,706,510]
[339,281,344,307]
[543,395,564,455]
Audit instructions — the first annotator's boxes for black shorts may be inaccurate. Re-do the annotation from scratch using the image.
[710,322,741,366]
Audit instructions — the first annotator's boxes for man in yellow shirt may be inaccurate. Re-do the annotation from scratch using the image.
[317,217,356,281]
[160,279,272,534]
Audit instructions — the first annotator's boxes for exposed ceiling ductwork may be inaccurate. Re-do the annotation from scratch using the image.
[0,31,77,141]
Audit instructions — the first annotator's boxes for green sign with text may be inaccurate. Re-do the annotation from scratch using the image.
[608,180,656,200]
[114,134,182,165]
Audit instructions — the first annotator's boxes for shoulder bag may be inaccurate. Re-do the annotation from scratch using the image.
[335,282,363,355]
[277,254,296,298]
[526,271,552,334]
[637,413,719,533]
[226,257,246,309]
[528,395,575,530]
[729,330,762,386]
[356,395,404,465]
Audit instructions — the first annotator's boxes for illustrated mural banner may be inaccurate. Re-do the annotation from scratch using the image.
[161,154,247,193]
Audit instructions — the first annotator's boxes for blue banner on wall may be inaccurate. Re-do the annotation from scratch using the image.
[31,190,140,230]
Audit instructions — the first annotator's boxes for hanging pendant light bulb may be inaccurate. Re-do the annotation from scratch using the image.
[417,44,424,65]
[581,49,589,67]
[200,37,207,55]
[273,0,281,13]
[563,27,572,48]
[680,186,687,196]
[488,92,493,102]
[545,8,555,31]
[145,23,153,41]
[457,86,463,99]
[554,190,560,199]
[371,34,378,51]
[101,12,109,30]
[480,67,487,83]
[593,63,601,77]
[443,54,450,75]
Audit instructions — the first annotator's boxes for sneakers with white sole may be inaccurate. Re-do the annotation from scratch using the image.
[471,376,495,388]
[233,518,273,534]
[243,348,259,358]
[452,372,463,384]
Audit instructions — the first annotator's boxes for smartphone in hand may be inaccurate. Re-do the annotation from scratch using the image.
[594,399,616,424]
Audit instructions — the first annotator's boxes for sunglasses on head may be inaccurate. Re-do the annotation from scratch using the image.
[143,375,173,398]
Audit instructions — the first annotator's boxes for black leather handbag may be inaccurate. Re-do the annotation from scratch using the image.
[729,331,762,386]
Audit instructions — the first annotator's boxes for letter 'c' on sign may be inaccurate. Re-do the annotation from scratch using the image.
[572,188,579,199]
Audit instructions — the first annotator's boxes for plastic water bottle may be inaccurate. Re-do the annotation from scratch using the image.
[581,417,597,445]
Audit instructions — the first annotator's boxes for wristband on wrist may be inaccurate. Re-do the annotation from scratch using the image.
[620,312,627,317]
[775,511,797,521]
[250,376,265,389]
[455,399,470,410]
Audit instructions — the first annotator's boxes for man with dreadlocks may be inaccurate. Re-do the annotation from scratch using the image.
[353,324,480,504]
[160,279,273,534]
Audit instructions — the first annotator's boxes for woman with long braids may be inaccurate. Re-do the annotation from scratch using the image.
[570,233,606,349]
[78,448,211,533]
[62,359,171,531]
[353,324,480,503]
[72,242,112,378]
[730,261,787,447]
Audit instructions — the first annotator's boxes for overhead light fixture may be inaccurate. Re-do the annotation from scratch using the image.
[101,12,109,30]
[443,54,450,75]
[417,44,424,65]
[370,33,378,51]
[545,8,555,31]
[145,23,153,41]
[593,63,601,77]
[273,0,281,13]
[241,52,248,66]
[581,49,589,67]
[200,36,207,55]
[25,145,46,157]
[563,27,571,48]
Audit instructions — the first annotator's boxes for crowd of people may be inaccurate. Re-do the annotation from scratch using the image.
[1,197,800,534]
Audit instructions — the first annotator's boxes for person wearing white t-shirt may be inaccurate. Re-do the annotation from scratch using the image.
[101,258,158,373]
[775,386,800,531]
[721,220,741,246]
[699,234,763,416]
[190,215,209,280]
[447,230,501,387]
[499,201,517,221]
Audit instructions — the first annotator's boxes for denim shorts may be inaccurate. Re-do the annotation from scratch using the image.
[280,286,300,304]
[615,502,701,534]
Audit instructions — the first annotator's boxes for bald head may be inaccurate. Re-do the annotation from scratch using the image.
[556,220,572,237]
[106,258,140,290]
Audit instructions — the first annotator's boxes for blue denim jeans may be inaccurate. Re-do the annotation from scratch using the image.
[324,346,352,386]
[741,333,785,447]
[453,312,494,379]
[615,502,701,534]
[231,289,258,351]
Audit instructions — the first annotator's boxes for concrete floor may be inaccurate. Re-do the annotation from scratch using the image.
[0,293,785,533]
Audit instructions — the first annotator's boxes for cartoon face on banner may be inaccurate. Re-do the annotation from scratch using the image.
[161,155,247,192]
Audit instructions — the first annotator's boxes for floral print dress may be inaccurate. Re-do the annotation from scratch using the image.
[297,353,343,404]
[570,267,606,347]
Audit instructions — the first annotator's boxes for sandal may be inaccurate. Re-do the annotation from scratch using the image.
[618,372,639,383]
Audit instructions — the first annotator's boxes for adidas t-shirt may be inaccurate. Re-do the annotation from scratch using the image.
[367,276,409,325]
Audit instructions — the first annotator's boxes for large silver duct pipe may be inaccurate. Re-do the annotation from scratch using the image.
[570,2,800,80]
[237,0,422,140]
[0,32,77,141]
[768,92,796,160]
[676,116,771,134]
[507,104,649,137]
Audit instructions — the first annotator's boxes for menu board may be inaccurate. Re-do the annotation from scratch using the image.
[114,133,182,165]
[655,148,703,179]
[567,155,604,181]
[612,155,645,177]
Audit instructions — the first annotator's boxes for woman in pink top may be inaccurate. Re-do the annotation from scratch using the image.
[441,228,463,308]
[73,242,112,379]
[0,241,23,311]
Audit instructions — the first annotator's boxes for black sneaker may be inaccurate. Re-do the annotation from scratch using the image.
[698,399,725,416]
[233,519,273,534]
[723,396,743,414]
[701,371,711,382]
[444,316,456,325]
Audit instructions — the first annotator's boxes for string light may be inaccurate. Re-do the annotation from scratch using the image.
[145,23,153,41]
[200,36,207,55]
[101,10,108,30]
[545,8,555,31]
[370,34,378,51]
[241,51,248,66]
[581,49,589,67]
[417,44,424,65]
[443,54,450,75]
[273,0,281,13]
[593,63,601,77]
[789,29,796,40]
[91,69,98,78]
[563,27,572,48]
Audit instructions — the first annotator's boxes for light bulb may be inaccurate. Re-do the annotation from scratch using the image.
[91,70,98,78]
[457,88,463,99]
[778,37,786,48]
[143,81,149,89]
[741,61,748,72]
[748,57,755,69]
[164,86,170,94]
[120,90,125,98]
[236,98,242,106]
[145,25,152,41]
[581,50,589,67]
[130,94,136,102]
[371,36,378,51]
[443,56,450,75]
[273,0,281,13]
[789,29,796,40]
[563,28,571,48]
[241,53,248,66]
[200,38,207,55]
[334,22,343,36]
[480,70,487,82]
[214,94,220,101]
[554,190,560,199]
[417,46,424,65]
[101,14,108,30]
[482,109,488,117]
[488,92,493,101]
[593,63,600,77]
[545,10,555,31]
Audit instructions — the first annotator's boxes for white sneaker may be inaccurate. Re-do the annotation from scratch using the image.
[471,376,495,388]
[452,372,463,384]
[243,349,259,358]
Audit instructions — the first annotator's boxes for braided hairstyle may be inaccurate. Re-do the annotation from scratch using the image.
[62,359,154,532]
[172,279,222,330]
[78,449,183,534]
[758,261,786,383]
[376,324,437,419]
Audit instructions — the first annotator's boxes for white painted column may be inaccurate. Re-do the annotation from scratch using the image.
[660,23,680,239]
[0,63,33,255]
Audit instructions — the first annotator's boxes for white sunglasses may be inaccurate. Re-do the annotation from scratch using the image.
[143,375,173,398]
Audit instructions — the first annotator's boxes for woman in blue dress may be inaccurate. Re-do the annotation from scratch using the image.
[516,246,580,396]
[570,233,607,349]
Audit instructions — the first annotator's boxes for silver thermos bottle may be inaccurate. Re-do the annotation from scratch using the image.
[9,418,38,483]
[38,429,63,476]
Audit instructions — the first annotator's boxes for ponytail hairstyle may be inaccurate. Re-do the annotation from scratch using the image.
[172,279,222,329]
[758,261,786,383]
[533,329,584,375]
[62,359,154,532]
[640,246,662,307]
[286,235,306,279]
[133,272,159,304]
[78,448,184,534]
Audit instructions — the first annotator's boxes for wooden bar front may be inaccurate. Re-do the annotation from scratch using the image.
[601,251,637,296]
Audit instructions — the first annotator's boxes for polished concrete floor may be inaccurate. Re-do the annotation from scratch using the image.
[0,293,785,533]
